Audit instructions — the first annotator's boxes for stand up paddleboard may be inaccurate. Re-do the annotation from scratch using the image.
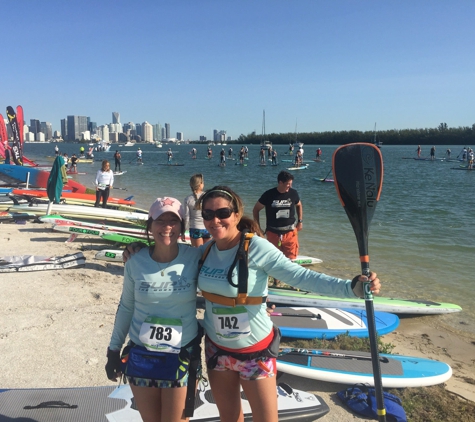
[0,252,85,272]
[113,171,127,175]
[287,164,308,171]
[267,287,462,315]
[277,349,452,388]
[291,255,322,266]
[313,177,334,183]
[271,307,399,339]
[106,382,330,421]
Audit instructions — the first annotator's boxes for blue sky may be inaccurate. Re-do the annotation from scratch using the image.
[1,1,474,140]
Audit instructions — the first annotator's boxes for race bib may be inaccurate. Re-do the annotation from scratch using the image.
[139,316,182,353]
[212,307,251,341]
[98,183,107,190]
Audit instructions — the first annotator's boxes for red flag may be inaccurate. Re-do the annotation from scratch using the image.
[16,105,24,148]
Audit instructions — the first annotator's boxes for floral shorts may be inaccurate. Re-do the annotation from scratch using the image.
[205,339,276,381]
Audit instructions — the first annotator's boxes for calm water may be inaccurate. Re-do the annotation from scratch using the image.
[24,143,475,336]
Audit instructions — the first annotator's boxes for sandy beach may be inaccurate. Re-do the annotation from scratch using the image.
[1,221,474,421]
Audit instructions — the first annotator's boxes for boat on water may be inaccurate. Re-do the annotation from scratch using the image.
[122,141,135,147]
[155,141,163,148]
[260,110,272,150]
[373,122,382,148]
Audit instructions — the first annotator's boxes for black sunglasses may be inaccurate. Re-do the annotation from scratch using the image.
[202,208,234,221]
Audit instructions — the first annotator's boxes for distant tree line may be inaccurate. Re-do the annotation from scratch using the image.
[235,123,475,146]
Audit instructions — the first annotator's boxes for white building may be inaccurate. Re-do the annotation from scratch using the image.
[36,132,45,142]
[142,121,153,143]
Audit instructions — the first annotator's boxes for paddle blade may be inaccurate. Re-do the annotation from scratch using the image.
[332,143,383,259]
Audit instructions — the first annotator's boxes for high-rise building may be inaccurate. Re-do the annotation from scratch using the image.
[153,123,162,141]
[61,119,68,140]
[142,122,153,143]
[30,119,41,137]
[112,112,120,124]
[89,121,97,134]
[40,122,53,141]
[176,132,183,141]
[66,116,88,141]
[161,127,166,140]
[165,123,170,139]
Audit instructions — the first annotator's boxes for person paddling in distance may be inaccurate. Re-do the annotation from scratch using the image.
[94,160,114,208]
[106,197,203,422]
[183,173,212,247]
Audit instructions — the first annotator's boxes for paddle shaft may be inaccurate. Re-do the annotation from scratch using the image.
[322,167,333,182]
[271,312,321,318]
[279,347,389,363]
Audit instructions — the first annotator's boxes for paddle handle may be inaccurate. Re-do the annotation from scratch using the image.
[271,312,321,318]
[361,260,386,422]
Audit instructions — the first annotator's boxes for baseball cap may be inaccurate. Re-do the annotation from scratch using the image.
[148,197,183,220]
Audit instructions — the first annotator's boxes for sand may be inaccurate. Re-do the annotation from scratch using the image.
[1,221,474,421]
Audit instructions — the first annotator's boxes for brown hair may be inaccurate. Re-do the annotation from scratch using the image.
[101,160,110,172]
[198,185,263,236]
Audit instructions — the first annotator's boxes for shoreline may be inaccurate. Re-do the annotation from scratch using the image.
[1,222,474,420]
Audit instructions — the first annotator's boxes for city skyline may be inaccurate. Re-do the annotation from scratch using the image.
[2,1,474,140]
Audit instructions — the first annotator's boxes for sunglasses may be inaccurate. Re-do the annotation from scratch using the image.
[202,208,234,221]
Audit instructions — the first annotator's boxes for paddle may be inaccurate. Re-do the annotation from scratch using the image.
[279,348,389,363]
[321,167,333,182]
[271,312,321,319]
[332,142,386,422]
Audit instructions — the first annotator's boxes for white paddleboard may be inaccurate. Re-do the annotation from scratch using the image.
[292,255,322,266]
[106,382,330,421]
[277,349,452,388]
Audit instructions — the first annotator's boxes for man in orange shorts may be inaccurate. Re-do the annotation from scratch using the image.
[252,171,303,286]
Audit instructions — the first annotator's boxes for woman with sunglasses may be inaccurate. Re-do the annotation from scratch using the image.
[183,174,212,247]
[106,197,203,422]
[197,186,381,422]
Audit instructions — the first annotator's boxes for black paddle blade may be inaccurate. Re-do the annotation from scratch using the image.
[332,143,383,260]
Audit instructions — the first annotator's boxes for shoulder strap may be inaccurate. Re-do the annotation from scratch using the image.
[198,240,215,273]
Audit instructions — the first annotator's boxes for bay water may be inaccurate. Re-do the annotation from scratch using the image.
[23,143,475,337]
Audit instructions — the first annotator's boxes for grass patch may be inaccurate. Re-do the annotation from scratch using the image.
[282,334,475,421]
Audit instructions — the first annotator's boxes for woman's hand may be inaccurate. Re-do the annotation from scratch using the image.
[122,242,147,263]
[352,272,381,298]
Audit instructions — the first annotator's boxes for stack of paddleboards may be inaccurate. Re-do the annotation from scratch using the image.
[11,203,148,224]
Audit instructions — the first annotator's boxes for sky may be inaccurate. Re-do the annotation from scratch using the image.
[1,0,474,140]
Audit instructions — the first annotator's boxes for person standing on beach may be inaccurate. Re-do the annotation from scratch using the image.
[184,174,211,247]
[114,150,122,172]
[106,197,203,422]
[94,160,114,208]
[196,186,381,422]
[252,171,302,287]
[123,187,382,422]
[70,154,78,173]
